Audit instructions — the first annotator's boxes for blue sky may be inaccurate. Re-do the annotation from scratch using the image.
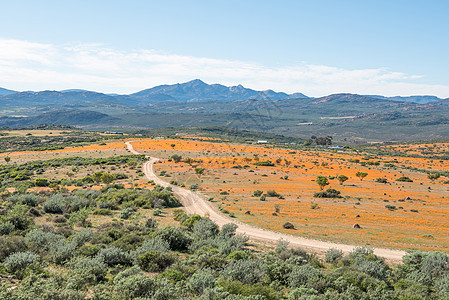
[1,0,448,97]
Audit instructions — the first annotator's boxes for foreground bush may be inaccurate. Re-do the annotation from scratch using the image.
[96,246,132,267]
[138,250,177,272]
[4,251,40,276]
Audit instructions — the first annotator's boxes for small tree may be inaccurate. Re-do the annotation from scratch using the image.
[195,168,205,175]
[337,175,348,185]
[92,172,103,183]
[4,156,11,163]
[315,136,333,146]
[355,172,368,181]
[35,178,49,187]
[171,154,182,163]
[101,173,115,184]
[428,172,441,181]
[316,176,329,190]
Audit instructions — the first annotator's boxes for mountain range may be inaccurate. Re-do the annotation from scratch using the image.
[1,79,445,107]
[0,79,308,107]
[0,87,17,96]
[1,79,449,142]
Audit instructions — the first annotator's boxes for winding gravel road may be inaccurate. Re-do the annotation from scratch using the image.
[126,141,406,262]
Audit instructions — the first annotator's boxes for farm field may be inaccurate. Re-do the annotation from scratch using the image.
[130,138,449,252]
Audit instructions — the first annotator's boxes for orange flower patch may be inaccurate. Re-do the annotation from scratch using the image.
[153,139,449,251]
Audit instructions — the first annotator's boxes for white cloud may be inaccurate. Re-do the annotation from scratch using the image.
[0,38,448,98]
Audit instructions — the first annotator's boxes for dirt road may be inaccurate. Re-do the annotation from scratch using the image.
[126,141,406,262]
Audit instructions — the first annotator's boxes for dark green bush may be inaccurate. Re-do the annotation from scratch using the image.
[0,221,15,235]
[155,226,192,251]
[396,176,413,182]
[0,236,27,261]
[138,250,177,272]
[375,178,388,183]
[254,160,275,166]
[4,251,40,274]
[96,246,131,267]
[314,188,342,198]
[325,248,343,264]
[253,190,263,197]
[43,194,65,214]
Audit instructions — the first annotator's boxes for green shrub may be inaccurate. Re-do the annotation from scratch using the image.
[25,229,63,252]
[3,204,34,230]
[227,251,250,261]
[396,176,413,182]
[0,236,27,261]
[375,178,388,183]
[288,264,324,289]
[138,250,177,272]
[34,178,49,187]
[120,207,134,219]
[96,246,131,267]
[93,208,113,215]
[134,237,170,257]
[68,197,89,212]
[111,234,144,251]
[219,279,278,299]
[314,188,342,198]
[385,204,397,210]
[222,259,266,284]
[155,226,192,251]
[283,222,295,229]
[428,172,441,181]
[193,218,219,240]
[49,240,77,265]
[325,248,343,264]
[266,190,279,197]
[113,268,155,299]
[189,184,199,190]
[0,221,15,235]
[69,256,107,283]
[43,194,65,214]
[145,218,158,229]
[78,244,103,257]
[253,190,263,197]
[182,214,202,229]
[187,268,216,296]
[4,251,40,273]
[71,229,93,247]
[68,208,90,227]
[254,160,275,166]
[8,193,40,207]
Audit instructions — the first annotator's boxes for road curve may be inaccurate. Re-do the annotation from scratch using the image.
[125,141,406,262]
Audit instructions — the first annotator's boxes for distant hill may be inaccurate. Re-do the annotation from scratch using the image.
[130,79,308,102]
[0,110,117,127]
[2,80,446,108]
[0,90,138,107]
[1,93,449,141]
[366,95,442,104]
[0,87,17,96]
[0,80,308,107]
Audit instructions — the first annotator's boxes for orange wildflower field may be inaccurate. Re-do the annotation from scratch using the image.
[132,138,449,252]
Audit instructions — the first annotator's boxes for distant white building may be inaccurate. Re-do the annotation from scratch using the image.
[257,140,268,144]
